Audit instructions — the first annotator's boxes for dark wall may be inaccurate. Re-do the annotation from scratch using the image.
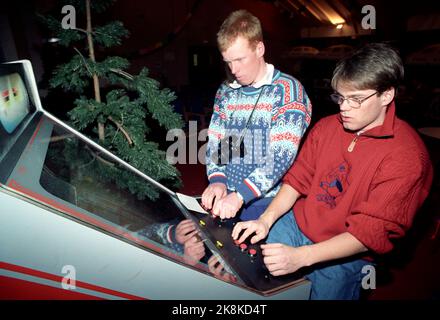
[103,0,300,89]
[3,0,440,127]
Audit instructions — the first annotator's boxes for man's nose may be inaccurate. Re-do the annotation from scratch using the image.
[230,62,238,75]
[339,99,351,112]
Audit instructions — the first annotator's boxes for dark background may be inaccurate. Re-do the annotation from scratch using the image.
[2,0,440,127]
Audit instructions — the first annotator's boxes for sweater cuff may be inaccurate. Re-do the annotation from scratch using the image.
[208,172,227,185]
[236,178,262,204]
[346,214,397,254]
[167,224,177,244]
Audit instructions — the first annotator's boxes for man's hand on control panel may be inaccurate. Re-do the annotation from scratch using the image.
[211,192,244,219]
[201,183,227,210]
[231,218,270,244]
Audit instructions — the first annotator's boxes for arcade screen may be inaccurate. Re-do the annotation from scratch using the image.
[0,64,35,161]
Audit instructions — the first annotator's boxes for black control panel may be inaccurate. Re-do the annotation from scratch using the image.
[188,210,304,294]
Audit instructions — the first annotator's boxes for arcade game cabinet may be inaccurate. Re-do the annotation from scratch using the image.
[0,60,311,299]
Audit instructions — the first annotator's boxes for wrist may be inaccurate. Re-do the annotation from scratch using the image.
[208,173,227,185]
[302,245,315,267]
[235,191,244,205]
[259,211,275,229]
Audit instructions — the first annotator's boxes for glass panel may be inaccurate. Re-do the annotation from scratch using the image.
[39,122,179,228]
[7,115,219,276]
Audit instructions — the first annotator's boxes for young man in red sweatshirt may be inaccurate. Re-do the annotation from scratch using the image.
[232,43,433,299]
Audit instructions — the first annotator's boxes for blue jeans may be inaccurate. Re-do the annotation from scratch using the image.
[267,212,371,300]
[240,197,273,221]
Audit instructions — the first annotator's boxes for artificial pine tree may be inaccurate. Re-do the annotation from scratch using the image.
[40,0,183,200]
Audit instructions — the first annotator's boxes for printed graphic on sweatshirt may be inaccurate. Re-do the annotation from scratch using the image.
[317,161,350,209]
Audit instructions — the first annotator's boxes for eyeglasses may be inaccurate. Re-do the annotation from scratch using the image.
[330,91,377,109]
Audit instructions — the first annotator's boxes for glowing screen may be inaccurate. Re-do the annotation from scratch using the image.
[0,73,30,134]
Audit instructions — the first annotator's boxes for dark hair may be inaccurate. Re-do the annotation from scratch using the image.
[331,43,404,94]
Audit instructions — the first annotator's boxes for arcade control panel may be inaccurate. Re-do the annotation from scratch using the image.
[187,209,304,294]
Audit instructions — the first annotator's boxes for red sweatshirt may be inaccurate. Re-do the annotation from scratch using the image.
[283,102,433,254]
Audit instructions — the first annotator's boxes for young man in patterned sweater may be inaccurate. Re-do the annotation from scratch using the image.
[200,9,312,221]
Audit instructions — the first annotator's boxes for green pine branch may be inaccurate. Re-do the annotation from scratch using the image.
[41,0,183,200]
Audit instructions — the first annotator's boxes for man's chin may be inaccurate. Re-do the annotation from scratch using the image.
[236,78,250,86]
[342,123,358,131]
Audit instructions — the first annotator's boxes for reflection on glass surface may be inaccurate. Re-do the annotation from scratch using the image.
[16,116,215,274]
[40,122,178,227]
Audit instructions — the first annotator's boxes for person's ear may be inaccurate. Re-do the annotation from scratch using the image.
[255,41,265,58]
[380,87,395,106]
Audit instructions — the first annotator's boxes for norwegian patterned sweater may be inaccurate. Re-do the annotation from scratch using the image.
[137,218,184,254]
[206,67,312,205]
